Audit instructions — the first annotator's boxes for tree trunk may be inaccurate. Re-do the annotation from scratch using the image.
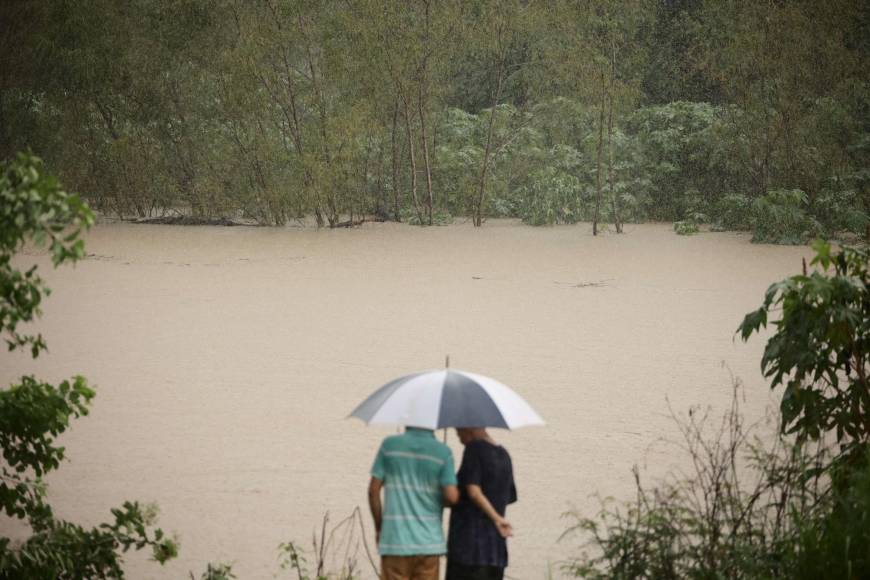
[606,95,621,233]
[375,141,387,219]
[0,79,6,157]
[607,38,622,234]
[418,82,434,225]
[297,14,335,226]
[255,53,323,226]
[391,99,401,221]
[401,93,424,225]
[418,1,434,225]
[474,47,506,227]
[593,81,606,236]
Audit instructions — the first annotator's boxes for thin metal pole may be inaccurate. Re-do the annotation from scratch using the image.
[444,355,449,442]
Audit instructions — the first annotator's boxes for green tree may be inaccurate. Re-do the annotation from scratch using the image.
[696,0,868,201]
[739,240,869,462]
[1,1,866,232]
[0,152,178,578]
[536,0,653,234]
[465,0,537,226]
[640,0,720,104]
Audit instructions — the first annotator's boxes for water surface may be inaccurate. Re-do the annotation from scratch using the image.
[0,221,810,578]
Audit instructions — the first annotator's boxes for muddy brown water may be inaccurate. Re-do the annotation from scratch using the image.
[0,221,812,579]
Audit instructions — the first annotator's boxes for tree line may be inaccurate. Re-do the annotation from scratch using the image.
[1,0,867,239]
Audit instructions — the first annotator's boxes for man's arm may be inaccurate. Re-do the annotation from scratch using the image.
[442,484,459,507]
[466,484,512,538]
[368,477,383,542]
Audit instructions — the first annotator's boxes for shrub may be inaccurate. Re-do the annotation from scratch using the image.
[518,166,583,226]
[750,189,822,244]
[792,450,870,579]
[625,102,734,221]
[739,241,869,461]
[197,562,237,579]
[711,194,752,231]
[811,188,869,238]
[673,220,699,235]
[673,201,707,235]
[562,385,836,579]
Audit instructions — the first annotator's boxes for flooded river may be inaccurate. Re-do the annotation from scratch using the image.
[0,221,812,578]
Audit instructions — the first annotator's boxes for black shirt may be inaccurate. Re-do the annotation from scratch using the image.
[447,439,517,567]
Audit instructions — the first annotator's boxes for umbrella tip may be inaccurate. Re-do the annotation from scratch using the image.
[445,354,450,369]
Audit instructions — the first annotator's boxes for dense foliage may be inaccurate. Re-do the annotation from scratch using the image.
[740,241,869,462]
[0,1,866,239]
[0,153,178,578]
[566,242,870,578]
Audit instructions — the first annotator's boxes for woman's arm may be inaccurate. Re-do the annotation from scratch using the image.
[465,484,513,538]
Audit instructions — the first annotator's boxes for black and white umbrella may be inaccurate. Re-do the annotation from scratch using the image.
[349,369,544,430]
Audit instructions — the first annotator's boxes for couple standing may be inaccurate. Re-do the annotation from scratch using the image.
[367,426,516,580]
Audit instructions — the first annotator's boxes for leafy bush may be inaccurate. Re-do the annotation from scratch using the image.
[750,189,822,244]
[518,166,583,226]
[792,450,870,579]
[673,220,699,235]
[625,102,733,221]
[197,562,237,579]
[434,110,484,216]
[711,194,752,231]
[811,188,869,238]
[673,200,707,235]
[739,241,869,460]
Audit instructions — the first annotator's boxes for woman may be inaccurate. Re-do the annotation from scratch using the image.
[446,427,517,580]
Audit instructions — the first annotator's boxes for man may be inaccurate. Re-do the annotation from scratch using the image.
[368,426,460,580]
[446,427,516,580]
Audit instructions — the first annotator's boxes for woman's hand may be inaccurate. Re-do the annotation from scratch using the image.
[494,517,513,538]
[467,484,514,538]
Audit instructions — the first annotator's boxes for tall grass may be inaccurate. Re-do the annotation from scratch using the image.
[562,380,869,579]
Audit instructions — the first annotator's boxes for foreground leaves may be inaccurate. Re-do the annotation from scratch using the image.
[0,152,177,578]
[739,240,870,461]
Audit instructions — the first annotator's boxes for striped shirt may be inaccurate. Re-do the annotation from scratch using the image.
[371,428,458,555]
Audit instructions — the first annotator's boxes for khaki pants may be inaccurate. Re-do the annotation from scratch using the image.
[381,555,439,580]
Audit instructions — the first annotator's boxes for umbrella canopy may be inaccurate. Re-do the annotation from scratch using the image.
[349,369,544,430]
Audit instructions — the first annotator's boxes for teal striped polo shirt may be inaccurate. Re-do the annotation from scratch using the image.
[371,428,457,556]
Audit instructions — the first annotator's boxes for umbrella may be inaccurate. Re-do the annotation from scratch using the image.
[349,368,544,430]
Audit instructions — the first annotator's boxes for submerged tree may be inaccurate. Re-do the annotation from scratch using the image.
[467,0,534,226]
[0,1,866,234]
